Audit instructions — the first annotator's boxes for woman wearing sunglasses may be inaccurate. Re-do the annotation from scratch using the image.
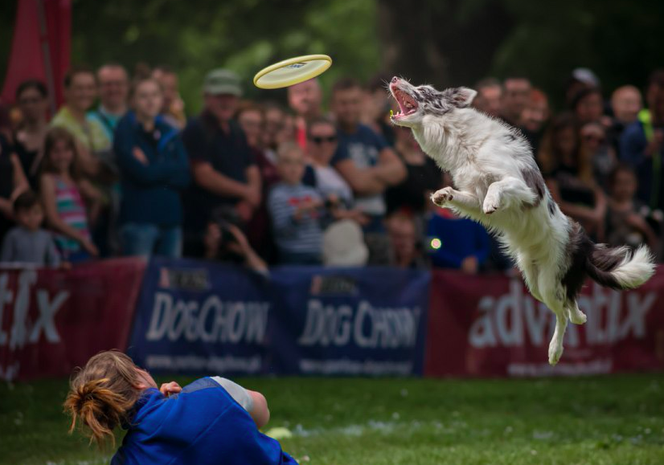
[305,117,367,226]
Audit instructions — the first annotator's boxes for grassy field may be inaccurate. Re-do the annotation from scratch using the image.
[1,374,663,465]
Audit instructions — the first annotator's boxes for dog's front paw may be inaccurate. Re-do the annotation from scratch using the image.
[431,187,454,207]
[482,194,501,215]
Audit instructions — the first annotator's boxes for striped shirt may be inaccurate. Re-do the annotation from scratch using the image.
[53,176,91,254]
[268,183,323,262]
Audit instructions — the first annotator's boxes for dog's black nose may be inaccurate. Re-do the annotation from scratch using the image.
[391,76,398,83]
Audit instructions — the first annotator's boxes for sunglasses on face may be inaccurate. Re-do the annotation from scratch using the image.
[310,135,337,144]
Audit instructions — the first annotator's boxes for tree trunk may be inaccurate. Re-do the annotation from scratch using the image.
[378,0,515,88]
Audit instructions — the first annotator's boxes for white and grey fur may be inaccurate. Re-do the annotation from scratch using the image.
[388,77,656,365]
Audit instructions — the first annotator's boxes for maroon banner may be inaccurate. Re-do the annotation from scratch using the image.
[425,268,664,377]
[0,258,146,381]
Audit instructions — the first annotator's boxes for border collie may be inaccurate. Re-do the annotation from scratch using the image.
[388,76,655,365]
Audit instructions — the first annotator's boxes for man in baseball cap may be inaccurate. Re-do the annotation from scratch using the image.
[181,68,261,258]
[203,69,243,97]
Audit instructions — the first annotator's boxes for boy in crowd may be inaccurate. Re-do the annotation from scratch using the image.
[608,85,643,154]
[268,142,323,265]
[605,164,659,252]
[1,191,61,267]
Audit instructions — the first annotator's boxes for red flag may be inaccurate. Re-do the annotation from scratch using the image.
[1,0,71,111]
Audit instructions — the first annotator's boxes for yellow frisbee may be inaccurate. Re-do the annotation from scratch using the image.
[253,54,332,89]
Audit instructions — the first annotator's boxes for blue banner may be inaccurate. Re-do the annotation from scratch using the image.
[128,258,430,376]
[269,267,430,376]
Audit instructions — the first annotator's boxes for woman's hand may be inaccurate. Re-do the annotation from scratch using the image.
[235,200,255,223]
[461,255,479,274]
[160,381,182,397]
[226,224,252,257]
[243,185,262,209]
[80,239,99,257]
[133,147,149,165]
[203,223,222,259]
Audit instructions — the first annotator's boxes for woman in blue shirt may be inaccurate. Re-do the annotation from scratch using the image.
[114,78,190,258]
[64,350,297,464]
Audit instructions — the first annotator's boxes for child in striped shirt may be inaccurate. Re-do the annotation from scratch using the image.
[39,127,102,263]
[268,142,323,265]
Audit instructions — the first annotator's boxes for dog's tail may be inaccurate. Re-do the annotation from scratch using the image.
[586,243,655,290]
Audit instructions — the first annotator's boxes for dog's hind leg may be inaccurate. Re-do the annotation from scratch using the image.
[548,310,568,365]
[539,273,568,365]
[483,177,538,215]
[517,257,543,302]
[566,299,587,325]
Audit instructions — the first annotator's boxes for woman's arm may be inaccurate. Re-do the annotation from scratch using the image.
[546,178,598,223]
[75,140,101,177]
[0,198,13,220]
[374,147,407,186]
[211,377,270,428]
[244,165,262,208]
[592,186,608,241]
[625,213,659,248]
[166,137,191,189]
[225,225,269,275]
[2,153,30,218]
[247,390,270,429]
[78,179,103,227]
[10,153,29,198]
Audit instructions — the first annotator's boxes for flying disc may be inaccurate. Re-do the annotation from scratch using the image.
[253,54,332,89]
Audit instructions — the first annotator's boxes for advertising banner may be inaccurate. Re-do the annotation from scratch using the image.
[425,269,664,377]
[0,258,146,381]
[129,260,430,377]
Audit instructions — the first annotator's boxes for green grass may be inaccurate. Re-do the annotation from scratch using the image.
[1,374,664,464]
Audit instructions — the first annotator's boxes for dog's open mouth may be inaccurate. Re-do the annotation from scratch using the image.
[391,87,418,119]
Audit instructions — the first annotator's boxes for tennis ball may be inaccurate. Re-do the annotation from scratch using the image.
[390,109,394,118]
[265,427,293,440]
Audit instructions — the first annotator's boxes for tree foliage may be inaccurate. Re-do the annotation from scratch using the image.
[378,0,664,109]
[68,0,381,113]
[1,0,663,113]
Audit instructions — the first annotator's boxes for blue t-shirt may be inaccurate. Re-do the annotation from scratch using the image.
[111,377,296,465]
[427,212,490,269]
[332,124,388,216]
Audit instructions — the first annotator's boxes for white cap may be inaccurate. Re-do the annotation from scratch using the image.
[572,68,600,87]
[322,220,369,267]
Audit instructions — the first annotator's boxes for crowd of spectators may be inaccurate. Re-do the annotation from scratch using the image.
[1,63,664,274]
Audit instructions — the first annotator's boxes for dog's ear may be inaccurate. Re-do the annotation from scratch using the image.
[446,87,477,108]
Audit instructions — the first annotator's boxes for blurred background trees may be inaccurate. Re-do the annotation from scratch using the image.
[1,0,663,112]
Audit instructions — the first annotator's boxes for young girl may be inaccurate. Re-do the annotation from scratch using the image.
[40,127,100,262]
[64,351,296,464]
